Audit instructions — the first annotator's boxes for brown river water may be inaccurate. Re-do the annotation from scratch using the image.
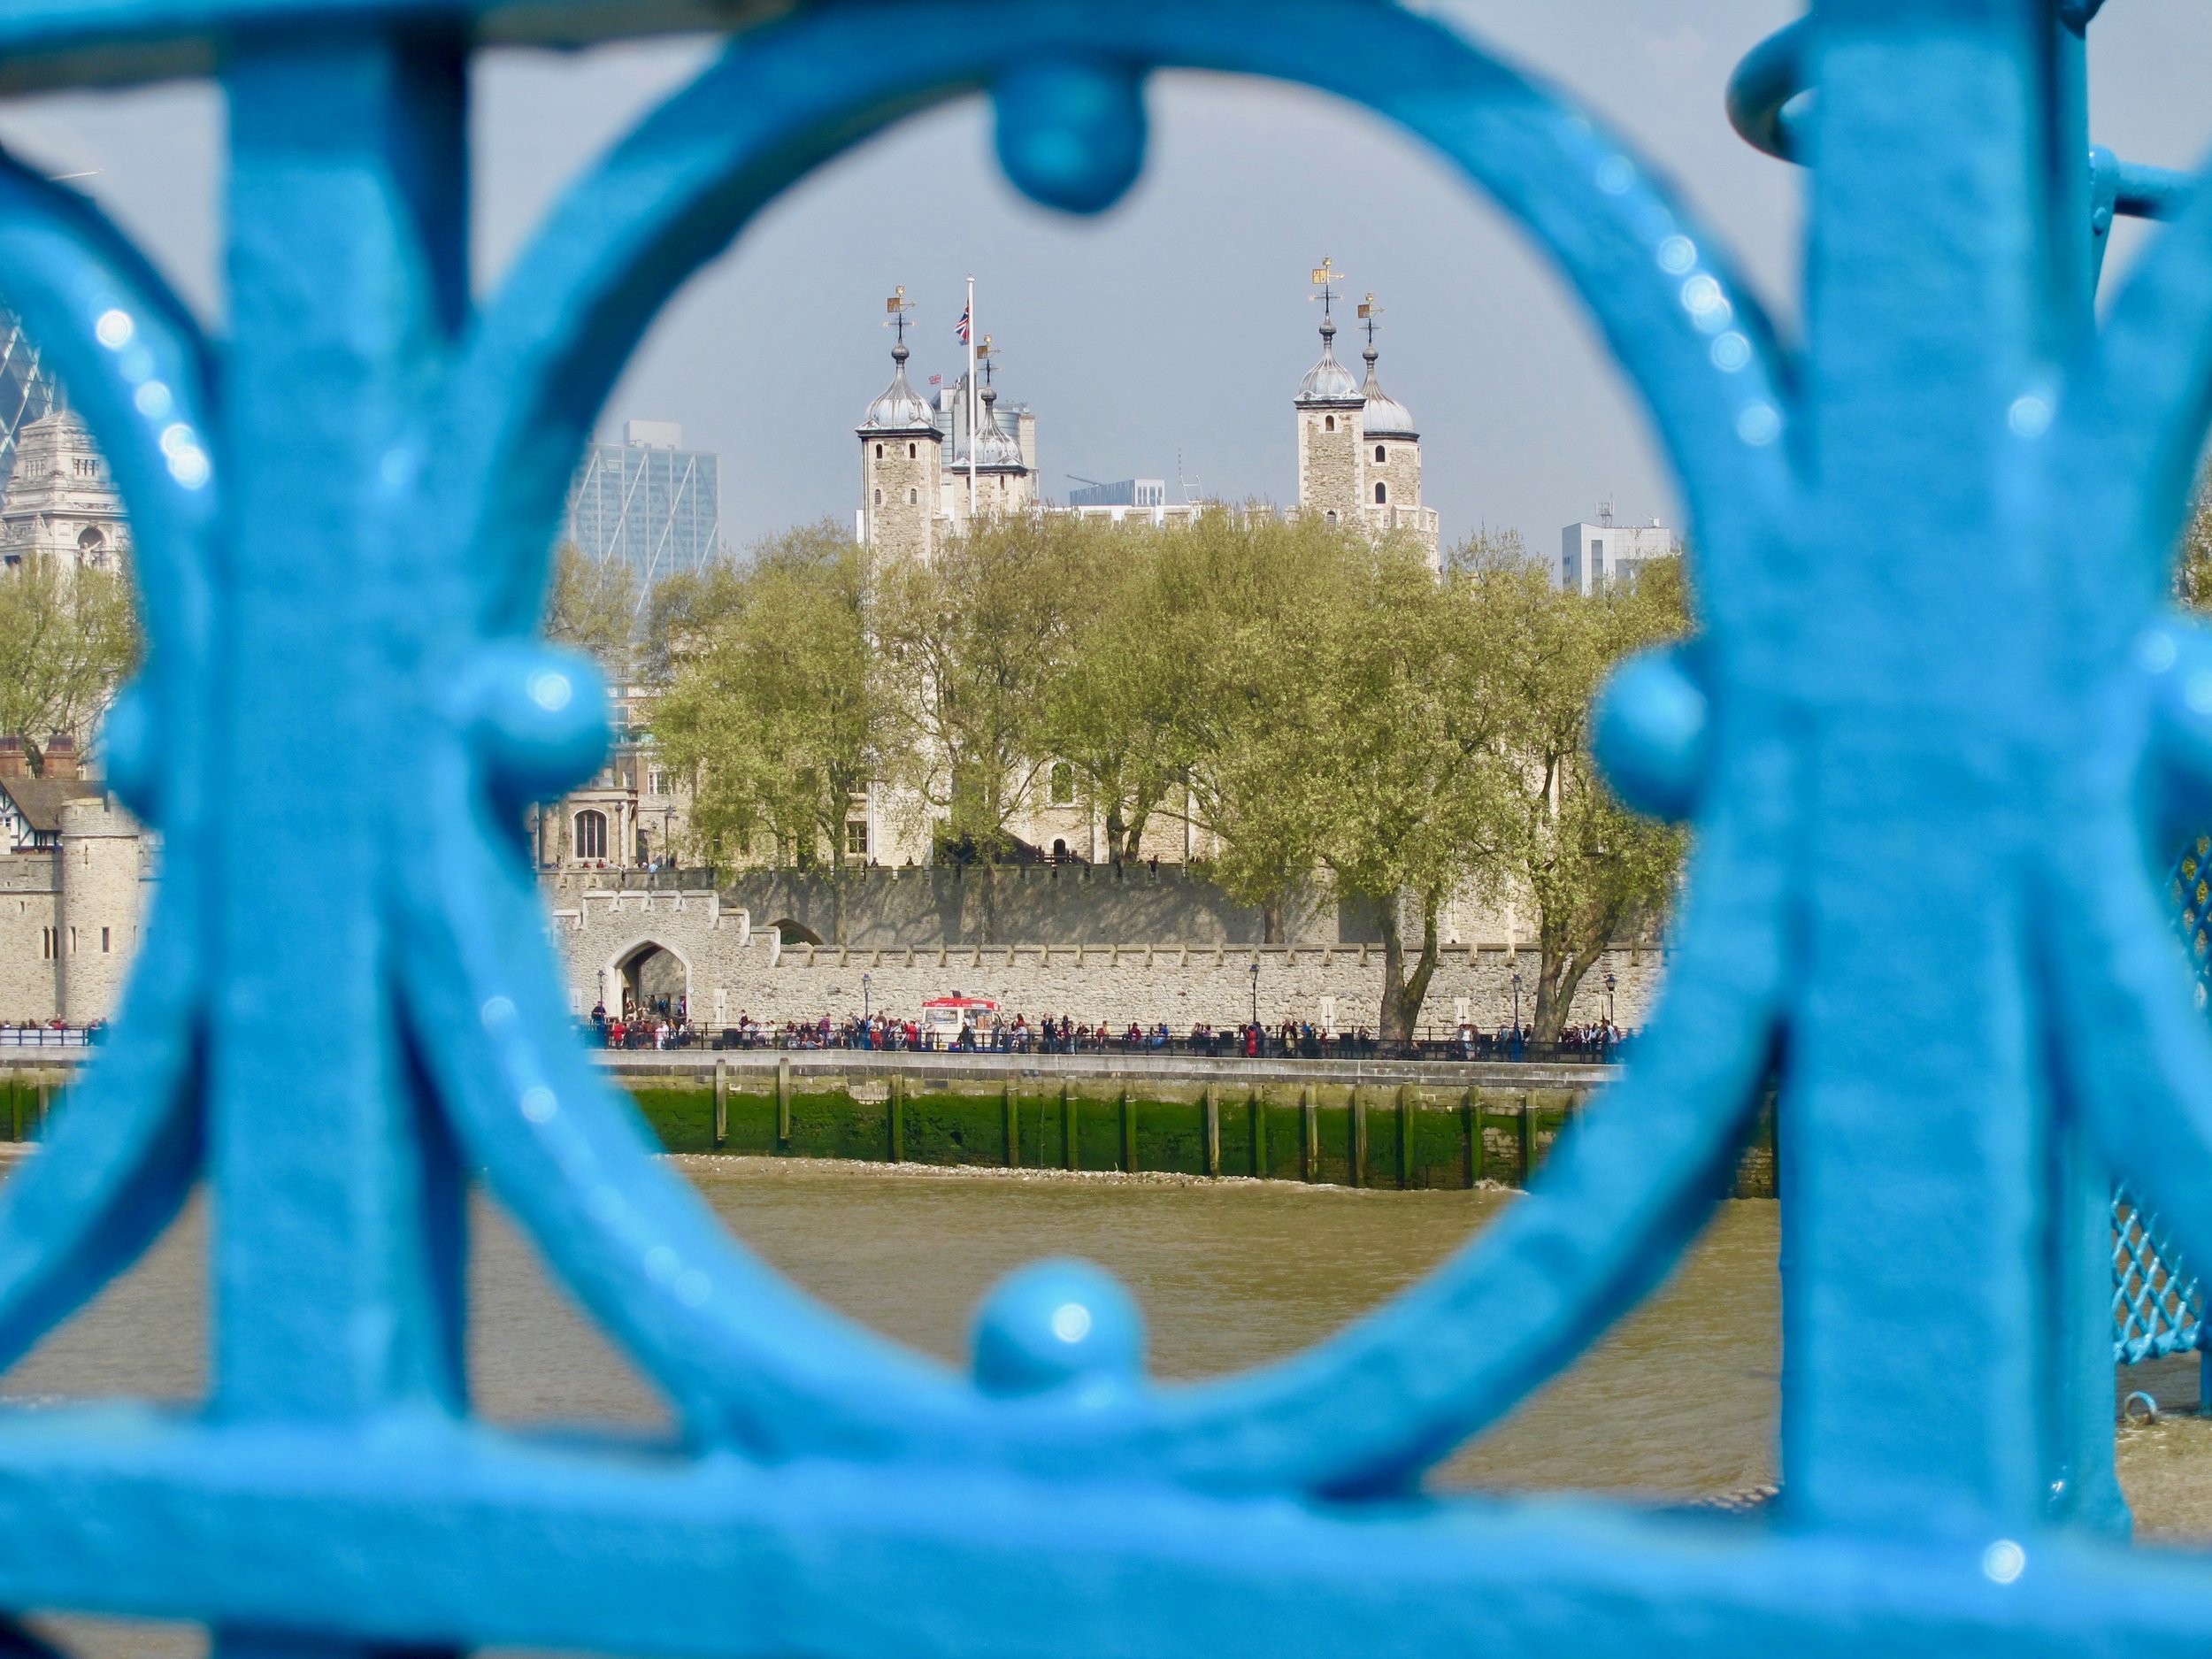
[3,1156,2207,1655]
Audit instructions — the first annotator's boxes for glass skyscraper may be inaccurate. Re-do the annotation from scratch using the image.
[564,419,722,589]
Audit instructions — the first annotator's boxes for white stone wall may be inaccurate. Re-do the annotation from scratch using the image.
[549,890,1663,1035]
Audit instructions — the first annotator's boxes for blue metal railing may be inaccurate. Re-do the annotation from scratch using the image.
[2112,843,2212,1385]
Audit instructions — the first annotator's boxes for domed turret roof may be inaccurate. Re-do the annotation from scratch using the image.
[963,382,1026,471]
[858,343,938,434]
[1294,318,1363,407]
[1360,347,1417,441]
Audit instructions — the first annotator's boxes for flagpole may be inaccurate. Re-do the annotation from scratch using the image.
[965,273,978,525]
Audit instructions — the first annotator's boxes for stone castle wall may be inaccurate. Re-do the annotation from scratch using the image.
[550,888,1663,1033]
[539,864,1354,950]
[0,854,58,1021]
[862,432,939,563]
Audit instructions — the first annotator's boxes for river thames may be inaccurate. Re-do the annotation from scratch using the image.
[6,1156,2208,1654]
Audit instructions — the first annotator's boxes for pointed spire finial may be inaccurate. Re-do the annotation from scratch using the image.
[1310,257,1345,333]
[1358,292,1383,364]
[885,285,916,359]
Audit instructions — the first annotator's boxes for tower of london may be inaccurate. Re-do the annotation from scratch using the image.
[856,275,1440,566]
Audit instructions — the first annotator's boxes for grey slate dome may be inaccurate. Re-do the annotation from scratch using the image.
[1360,346,1417,441]
[967,383,1026,470]
[858,342,938,433]
[1294,318,1363,406]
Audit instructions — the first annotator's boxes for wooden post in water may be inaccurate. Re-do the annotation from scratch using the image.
[1250,1088,1266,1179]
[1202,1085,1220,1178]
[35,1080,48,1141]
[889,1072,906,1164]
[1349,1088,1366,1188]
[1120,1088,1137,1174]
[1462,1087,1479,1187]
[775,1056,792,1148]
[712,1056,728,1150]
[1003,1078,1018,1169]
[1397,1084,1415,1189]
[8,1083,18,1143]
[1301,1084,1317,1182]
[1516,1093,1532,1188]
[1062,1083,1076,1171]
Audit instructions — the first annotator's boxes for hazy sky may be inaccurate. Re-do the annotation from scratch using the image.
[0,3,2208,557]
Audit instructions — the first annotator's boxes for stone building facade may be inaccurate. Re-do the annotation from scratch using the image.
[0,754,153,1025]
[0,407,131,575]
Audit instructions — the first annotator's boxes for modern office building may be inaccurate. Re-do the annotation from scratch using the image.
[565,419,723,590]
[1559,506,1676,594]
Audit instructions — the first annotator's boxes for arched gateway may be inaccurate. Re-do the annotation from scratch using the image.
[608,937,690,1020]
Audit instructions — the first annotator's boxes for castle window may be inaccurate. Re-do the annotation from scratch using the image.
[845,819,869,857]
[908,442,918,459]
[908,488,918,504]
[1375,444,1386,463]
[40,927,52,961]
[1325,511,1339,526]
[874,488,883,506]
[1325,415,1336,432]
[1049,762,1076,806]
[100,926,110,953]
[875,443,884,459]
[1375,482,1387,504]
[574,809,607,862]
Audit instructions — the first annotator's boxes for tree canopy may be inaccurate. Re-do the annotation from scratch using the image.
[637,508,1689,1030]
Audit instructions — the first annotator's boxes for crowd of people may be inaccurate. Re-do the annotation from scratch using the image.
[587,1001,1632,1061]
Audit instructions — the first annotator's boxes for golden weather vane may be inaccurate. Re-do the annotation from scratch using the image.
[1310,257,1346,320]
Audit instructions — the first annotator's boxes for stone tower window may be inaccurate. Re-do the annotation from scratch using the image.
[873,488,883,506]
[1049,761,1076,805]
[1375,482,1387,504]
[1375,444,1386,463]
[875,443,884,459]
[908,488,918,504]
[574,809,607,862]
[1325,511,1339,526]
[1325,415,1336,432]
[908,442,918,458]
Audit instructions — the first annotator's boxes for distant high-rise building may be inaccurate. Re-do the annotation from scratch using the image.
[0,308,60,493]
[1559,505,1675,594]
[564,419,722,591]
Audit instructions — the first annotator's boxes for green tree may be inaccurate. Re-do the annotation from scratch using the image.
[873,514,1087,940]
[1473,553,1689,1041]
[543,541,637,680]
[1038,518,1195,863]
[650,526,892,943]
[1160,510,1352,942]
[0,561,138,773]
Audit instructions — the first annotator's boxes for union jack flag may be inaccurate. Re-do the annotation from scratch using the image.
[955,305,971,346]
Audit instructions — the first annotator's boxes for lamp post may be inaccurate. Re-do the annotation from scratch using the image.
[1604,972,1617,1059]
[862,972,872,1023]
[1248,960,1259,1043]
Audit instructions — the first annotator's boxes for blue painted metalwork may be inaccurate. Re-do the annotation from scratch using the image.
[1,0,2212,1650]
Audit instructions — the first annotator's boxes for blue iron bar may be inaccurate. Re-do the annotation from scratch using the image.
[0,1409,2196,1654]
[1725,17,2193,225]
[0,0,784,95]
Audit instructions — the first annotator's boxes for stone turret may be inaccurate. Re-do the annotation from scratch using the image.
[56,794,140,1024]
[857,335,943,565]
[1294,315,1364,526]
